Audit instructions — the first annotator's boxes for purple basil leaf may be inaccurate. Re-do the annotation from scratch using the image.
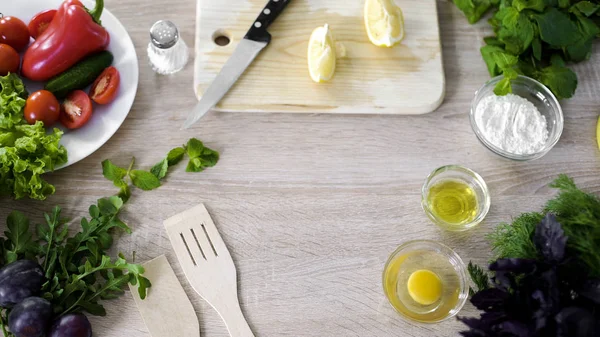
[500,320,532,337]
[490,258,537,274]
[493,271,514,291]
[459,330,487,337]
[471,288,509,311]
[533,269,559,310]
[489,259,536,291]
[534,213,567,263]
[457,316,484,330]
[457,317,490,336]
[480,311,508,326]
[555,307,597,337]
[579,279,600,304]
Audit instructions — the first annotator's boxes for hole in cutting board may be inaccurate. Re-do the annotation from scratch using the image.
[212,30,231,46]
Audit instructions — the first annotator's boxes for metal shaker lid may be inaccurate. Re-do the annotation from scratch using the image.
[150,20,179,49]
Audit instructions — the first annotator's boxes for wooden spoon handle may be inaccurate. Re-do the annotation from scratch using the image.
[218,300,255,337]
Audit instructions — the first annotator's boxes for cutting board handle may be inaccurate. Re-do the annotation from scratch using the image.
[244,0,291,44]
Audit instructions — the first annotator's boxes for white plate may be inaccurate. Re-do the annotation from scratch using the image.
[4,0,138,168]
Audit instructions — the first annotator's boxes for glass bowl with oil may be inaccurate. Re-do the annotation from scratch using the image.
[382,240,468,323]
[421,165,490,231]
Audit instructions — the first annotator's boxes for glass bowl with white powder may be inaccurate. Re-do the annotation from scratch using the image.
[470,75,563,161]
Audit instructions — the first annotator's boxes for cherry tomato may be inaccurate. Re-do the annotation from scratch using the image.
[28,10,56,40]
[89,67,120,105]
[60,90,93,129]
[24,90,60,126]
[0,44,19,76]
[0,15,30,51]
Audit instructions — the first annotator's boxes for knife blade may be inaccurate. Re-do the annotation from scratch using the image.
[183,0,291,129]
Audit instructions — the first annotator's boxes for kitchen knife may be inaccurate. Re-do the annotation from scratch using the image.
[183,0,291,129]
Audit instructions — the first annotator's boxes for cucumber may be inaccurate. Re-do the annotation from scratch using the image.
[45,51,114,99]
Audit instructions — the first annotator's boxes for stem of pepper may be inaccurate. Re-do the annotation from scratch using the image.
[87,0,105,25]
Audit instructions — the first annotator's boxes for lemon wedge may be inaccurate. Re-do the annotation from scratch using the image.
[364,0,405,47]
[308,24,337,83]
[407,269,442,305]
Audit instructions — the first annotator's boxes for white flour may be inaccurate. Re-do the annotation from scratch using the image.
[475,94,549,155]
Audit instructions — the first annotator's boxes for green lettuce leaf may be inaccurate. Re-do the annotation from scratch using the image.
[0,74,67,200]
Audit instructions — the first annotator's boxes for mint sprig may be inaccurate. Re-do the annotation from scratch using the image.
[102,138,219,197]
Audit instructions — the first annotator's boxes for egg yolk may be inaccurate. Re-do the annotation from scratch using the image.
[407,269,442,305]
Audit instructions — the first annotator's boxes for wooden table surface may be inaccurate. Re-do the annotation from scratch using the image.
[2,1,600,336]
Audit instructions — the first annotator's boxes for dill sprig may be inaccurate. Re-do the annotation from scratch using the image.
[488,174,600,278]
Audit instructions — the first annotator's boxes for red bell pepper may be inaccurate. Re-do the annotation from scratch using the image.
[22,0,110,81]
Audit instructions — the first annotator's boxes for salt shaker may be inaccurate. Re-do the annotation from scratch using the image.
[147,20,189,75]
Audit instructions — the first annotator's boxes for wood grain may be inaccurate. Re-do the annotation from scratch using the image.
[194,0,444,114]
[1,1,600,336]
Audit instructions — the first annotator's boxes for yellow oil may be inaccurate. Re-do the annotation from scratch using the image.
[427,179,478,225]
[383,250,461,322]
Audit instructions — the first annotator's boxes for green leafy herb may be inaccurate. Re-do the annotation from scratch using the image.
[150,158,168,180]
[130,170,161,191]
[3,211,36,264]
[454,0,600,99]
[166,147,185,166]
[0,196,150,328]
[453,0,497,24]
[488,174,600,278]
[102,160,127,182]
[467,261,490,296]
[0,73,67,200]
[184,138,220,172]
[102,138,219,196]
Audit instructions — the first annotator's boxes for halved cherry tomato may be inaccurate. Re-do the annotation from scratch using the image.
[28,10,57,40]
[0,44,19,76]
[90,67,120,105]
[60,90,93,129]
[24,90,60,126]
[0,15,30,51]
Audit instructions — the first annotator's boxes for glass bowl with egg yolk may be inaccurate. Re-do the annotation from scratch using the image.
[382,240,468,323]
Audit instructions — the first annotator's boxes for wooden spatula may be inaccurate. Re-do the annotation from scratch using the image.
[164,204,255,337]
[129,255,200,337]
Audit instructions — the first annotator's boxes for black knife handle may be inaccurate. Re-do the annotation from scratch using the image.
[244,0,291,44]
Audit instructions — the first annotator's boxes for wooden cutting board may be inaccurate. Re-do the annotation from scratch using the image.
[194,0,444,114]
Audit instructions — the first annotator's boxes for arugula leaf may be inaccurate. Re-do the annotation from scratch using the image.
[102,160,127,182]
[129,170,161,191]
[36,206,69,277]
[4,211,35,263]
[150,158,169,180]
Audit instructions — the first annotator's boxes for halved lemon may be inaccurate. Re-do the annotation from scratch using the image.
[308,24,336,83]
[364,0,405,47]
